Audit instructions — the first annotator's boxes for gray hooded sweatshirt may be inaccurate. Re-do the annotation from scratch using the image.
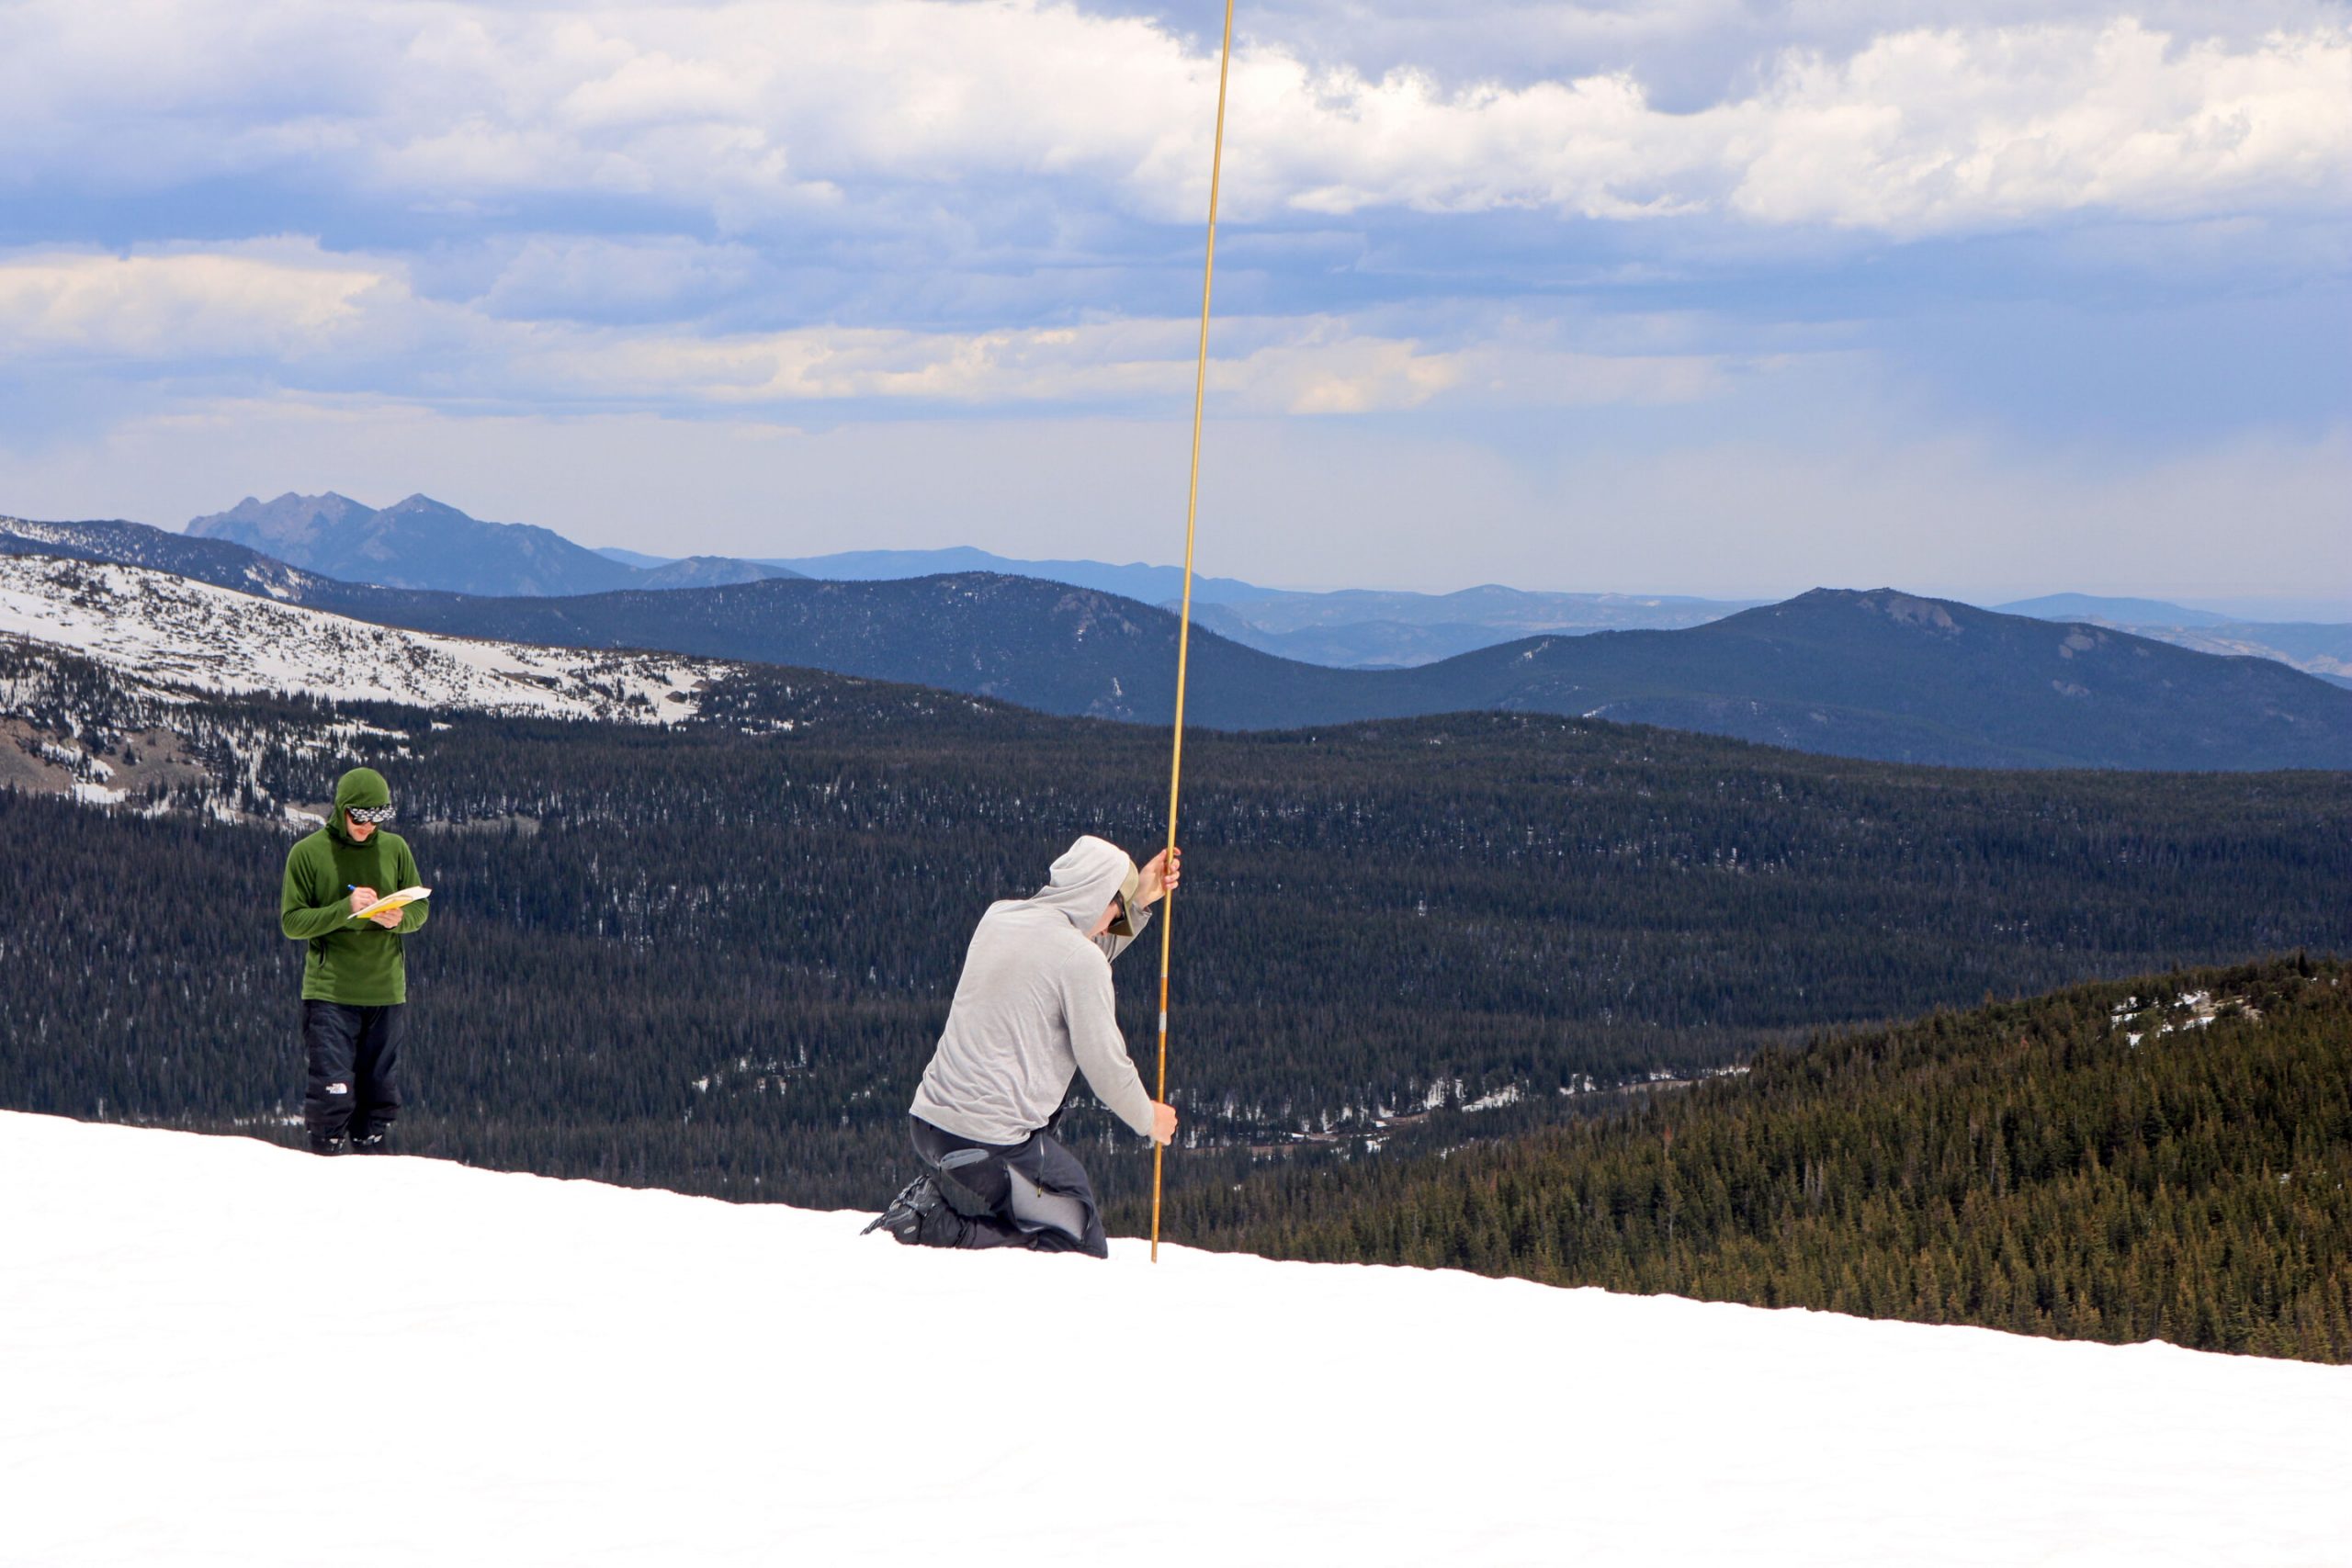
[910,835,1158,1146]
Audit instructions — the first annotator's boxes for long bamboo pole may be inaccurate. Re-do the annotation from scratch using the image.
[1150,0,1238,1265]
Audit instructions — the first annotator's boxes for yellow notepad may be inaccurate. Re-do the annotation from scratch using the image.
[355,886,431,920]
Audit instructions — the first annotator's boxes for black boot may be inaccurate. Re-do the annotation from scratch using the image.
[861,1176,967,1247]
[308,1130,350,1156]
[350,1131,390,1155]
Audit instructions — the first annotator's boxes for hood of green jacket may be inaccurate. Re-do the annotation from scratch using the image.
[330,767,391,844]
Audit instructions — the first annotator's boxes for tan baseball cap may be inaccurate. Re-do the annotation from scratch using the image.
[1106,862,1142,937]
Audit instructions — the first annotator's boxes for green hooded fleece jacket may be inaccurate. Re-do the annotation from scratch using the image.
[280,767,430,1006]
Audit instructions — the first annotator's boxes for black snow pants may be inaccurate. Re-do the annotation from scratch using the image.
[303,1000,402,1145]
[909,1114,1110,1258]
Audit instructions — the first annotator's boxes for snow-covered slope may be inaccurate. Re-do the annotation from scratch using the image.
[0,554,733,722]
[1,513,329,600]
[6,1111,2346,1567]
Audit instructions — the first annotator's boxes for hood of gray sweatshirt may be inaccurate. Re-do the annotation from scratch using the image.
[910,835,1157,1145]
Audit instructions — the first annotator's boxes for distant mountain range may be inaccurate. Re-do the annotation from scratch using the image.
[736,546,1272,606]
[2000,592,2352,690]
[6,511,2349,770]
[1998,593,2238,628]
[189,492,801,597]
[1182,586,1760,667]
[175,495,2347,686]
[309,571,2352,768]
[612,544,1759,666]
[194,501,1759,665]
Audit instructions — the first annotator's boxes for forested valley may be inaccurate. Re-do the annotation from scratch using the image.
[1163,956,2352,1363]
[4,650,2346,1229]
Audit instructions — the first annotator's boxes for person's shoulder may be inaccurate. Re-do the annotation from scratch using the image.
[1048,923,1109,975]
[288,827,331,859]
[978,901,1092,954]
[978,897,1063,931]
[382,829,413,854]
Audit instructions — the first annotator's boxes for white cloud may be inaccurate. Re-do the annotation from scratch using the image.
[0,3,2339,604]
[0,245,391,359]
[1725,23,2352,231]
[512,307,1738,414]
[4,4,2345,238]
[0,242,1747,416]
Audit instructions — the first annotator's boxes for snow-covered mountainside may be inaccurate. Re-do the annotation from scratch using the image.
[1,513,329,600]
[0,554,733,722]
[6,1111,2346,1567]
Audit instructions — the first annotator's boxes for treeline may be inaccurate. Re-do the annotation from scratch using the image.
[2,666,2349,1219]
[1154,955,2352,1363]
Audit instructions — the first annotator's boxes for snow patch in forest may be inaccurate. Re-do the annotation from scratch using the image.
[1459,1083,1522,1113]
[2109,989,2249,1044]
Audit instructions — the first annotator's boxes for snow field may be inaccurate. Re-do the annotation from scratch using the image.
[0,555,732,723]
[3,1111,2348,1567]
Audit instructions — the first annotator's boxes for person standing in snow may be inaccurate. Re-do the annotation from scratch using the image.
[278,766,429,1156]
[869,835,1181,1256]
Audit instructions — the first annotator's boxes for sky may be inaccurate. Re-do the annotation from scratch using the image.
[0,0,2346,604]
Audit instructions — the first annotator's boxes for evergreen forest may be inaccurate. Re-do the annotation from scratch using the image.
[1162,956,2352,1363]
[3,649,2346,1247]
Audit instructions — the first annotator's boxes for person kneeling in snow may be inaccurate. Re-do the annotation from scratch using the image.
[868,835,1180,1256]
[277,766,430,1156]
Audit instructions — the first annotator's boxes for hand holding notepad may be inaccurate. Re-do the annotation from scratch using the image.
[354,886,431,922]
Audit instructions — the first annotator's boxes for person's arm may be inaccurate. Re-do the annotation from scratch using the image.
[1062,957,1158,1137]
[1092,844,1179,962]
[280,845,361,941]
[1091,903,1149,963]
[394,839,429,933]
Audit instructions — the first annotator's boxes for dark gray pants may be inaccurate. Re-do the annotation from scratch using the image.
[909,1115,1110,1258]
[303,1000,401,1144]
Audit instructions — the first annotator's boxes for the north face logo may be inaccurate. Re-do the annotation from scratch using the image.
[324,1082,349,1096]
